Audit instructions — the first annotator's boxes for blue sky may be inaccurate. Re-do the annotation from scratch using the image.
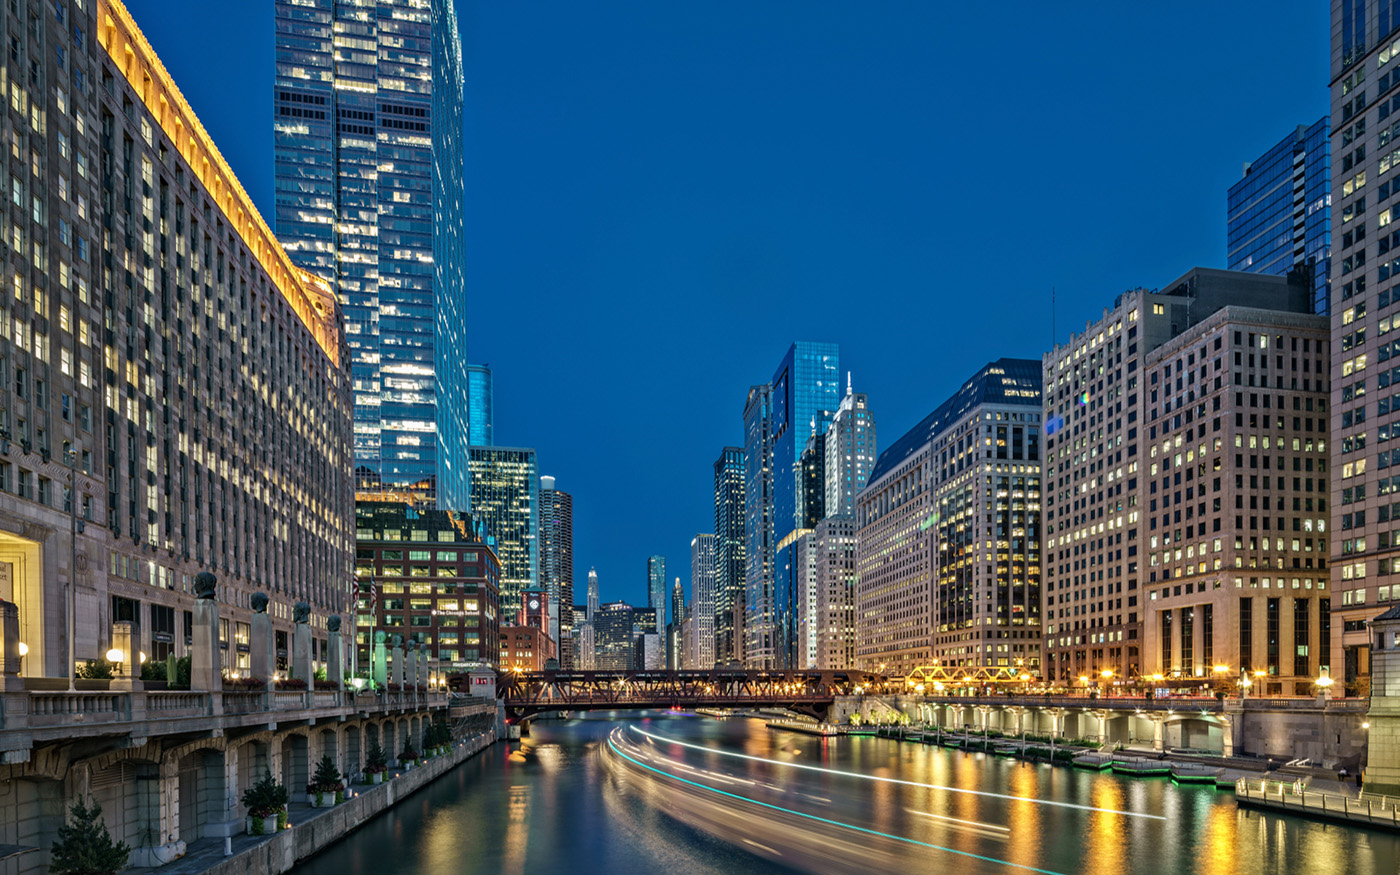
[127,1,1328,610]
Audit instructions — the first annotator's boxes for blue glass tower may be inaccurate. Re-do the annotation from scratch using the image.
[1226,117,1331,315]
[744,343,840,668]
[273,0,468,509]
[467,364,493,447]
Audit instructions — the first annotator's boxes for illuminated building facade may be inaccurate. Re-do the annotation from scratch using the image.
[538,474,572,651]
[1327,0,1400,693]
[1137,307,1330,694]
[856,360,1042,676]
[353,500,500,670]
[713,446,745,664]
[825,382,877,517]
[273,0,468,508]
[1042,268,1311,683]
[813,514,858,670]
[690,533,715,668]
[0,0,354,681]
[500,624,553,671]
[466,447,538,626]
[647,554,666,643]
[467,363,493,446]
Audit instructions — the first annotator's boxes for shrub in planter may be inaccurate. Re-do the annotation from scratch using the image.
[241,771,289,834]
[275,678,308,691]
[76,659,115,680]
[49,795,131,875]
[313,679,339,691]
[400,742,419,769]
[364,739,389,784]
[306,756,346,808]
[223,676,267,692]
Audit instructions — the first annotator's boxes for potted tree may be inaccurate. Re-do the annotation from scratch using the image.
[241,771,289,835]
[400,739,419,770]
[364,739,389,785]
[49,795,131,875]
[307,756,345,807]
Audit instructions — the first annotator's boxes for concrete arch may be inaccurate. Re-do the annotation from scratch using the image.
[343,724,363,781]
[89,757,161,852]
[281,734,310,802]
[176,748,226,845]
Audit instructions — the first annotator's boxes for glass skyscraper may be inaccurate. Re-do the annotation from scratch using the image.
[467,447,539,626]
[713,447,746,665]
[647,555,667,647]
[744,343,841,668]
[1226,117,1331,315]
[467,364,493,446]
[273,0,469,508]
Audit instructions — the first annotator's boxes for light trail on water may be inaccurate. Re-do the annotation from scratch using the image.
[629,725,1165,820]
[607,731,1069,875]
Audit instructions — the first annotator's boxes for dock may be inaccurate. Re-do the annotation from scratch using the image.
[1235,779,1400,832]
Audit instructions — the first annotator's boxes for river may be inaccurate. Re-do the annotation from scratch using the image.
[291,712,1400,875]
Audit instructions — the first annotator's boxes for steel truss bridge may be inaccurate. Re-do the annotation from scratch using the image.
[494,669,882,722]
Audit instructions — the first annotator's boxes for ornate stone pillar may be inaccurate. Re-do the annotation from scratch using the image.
[190,572,221,692]
[390,635,405,687]
[373,630,388,688]
[292,602,313,686]
[327,615,344,692]
[250,593,274,684]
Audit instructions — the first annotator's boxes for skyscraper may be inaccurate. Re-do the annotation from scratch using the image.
[647,555,667,643]
[824,380,878,517]
[538,475,573,655]
[1330,1,1396,690]
[748,343,840,669]
[467,447,539,626]
[1042,268,1312,682]
[691,534,717,669]
[273,0,469,508]
[857,359,1042,676]
[1227,118,1332,315]
[713,447,746,666]
[467,364,494,447]
[743,385,775,666]
[814,515,859,670]
[667,577,685,670]
[587,567,600,623]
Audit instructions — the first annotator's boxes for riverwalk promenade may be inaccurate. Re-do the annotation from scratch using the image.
[132,728,498,875]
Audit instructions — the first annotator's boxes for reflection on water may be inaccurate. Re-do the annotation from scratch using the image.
[291,713,1400,875]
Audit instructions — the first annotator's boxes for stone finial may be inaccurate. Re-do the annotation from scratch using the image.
[194,572,217,600]
[327,614,342,633]
[374,630,386,644]
[392,634,403,647]
[251,592,269,613]
[293,602,311,624]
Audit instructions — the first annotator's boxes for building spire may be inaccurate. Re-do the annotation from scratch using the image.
[846,370,852,396]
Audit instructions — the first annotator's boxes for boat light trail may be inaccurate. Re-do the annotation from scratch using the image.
[607,732,1068,875]
[629,726,1164,821]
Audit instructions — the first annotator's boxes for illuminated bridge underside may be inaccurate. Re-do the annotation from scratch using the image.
[493,670,882,722]
[906,665,1036,686]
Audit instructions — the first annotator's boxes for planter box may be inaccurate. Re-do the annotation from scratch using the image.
[368,772,385,785]
[310,792,342,808]
[245,815,279,836]
[402,760,417,770]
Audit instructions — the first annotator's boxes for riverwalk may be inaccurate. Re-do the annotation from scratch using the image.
[131,728,498,875]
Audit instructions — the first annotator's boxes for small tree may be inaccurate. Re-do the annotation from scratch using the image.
[309,755,344,792]
[49,795,131,875]
[400,738,419,763]
[364,739,388,774]
[75,659,114,680]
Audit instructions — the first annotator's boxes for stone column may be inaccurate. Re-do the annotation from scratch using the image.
[327,616,344,692]
[293,602,312,691]
[1167,608,1179,675]
[250,593,273,684]
[1150,714,1166,751]
[1191,605,1205,678]
[390,635,404,687]
[405,642,418,692]
[418,641,430,690]
[0,599,22,691]
[373,631,388,688]
[191,572,221,692]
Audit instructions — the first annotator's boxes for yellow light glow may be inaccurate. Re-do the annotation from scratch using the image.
[1212,664,1229,674]
[1100,669,1114,680]
[106,648,124,664]
[17,642,28,656]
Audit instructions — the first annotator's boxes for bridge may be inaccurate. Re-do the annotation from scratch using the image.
[490,669,882,722]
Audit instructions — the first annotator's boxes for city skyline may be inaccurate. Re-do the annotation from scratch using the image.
[125,0,1328,610]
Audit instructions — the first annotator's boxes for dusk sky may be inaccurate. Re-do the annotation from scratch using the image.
[127,1,1328,610]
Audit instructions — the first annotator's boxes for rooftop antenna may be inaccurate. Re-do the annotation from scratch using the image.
[1052,287,1057,348]
[847,371,852,396]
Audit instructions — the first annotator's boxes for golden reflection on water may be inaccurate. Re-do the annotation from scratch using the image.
[500,782,531,875]
[1193,798,1239,875]
[1004,761,1044,870]
[1081,778,1126,875]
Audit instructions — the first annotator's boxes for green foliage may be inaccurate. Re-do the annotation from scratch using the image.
[364,739,388,774]
[139,659,167,682]
[171,655,191,690]
[49,795,131,875]
[400,739,419,761]
[75,659,114,680]
[309,755,344,794]
[240,771,289,818]
[314,665,328,682]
